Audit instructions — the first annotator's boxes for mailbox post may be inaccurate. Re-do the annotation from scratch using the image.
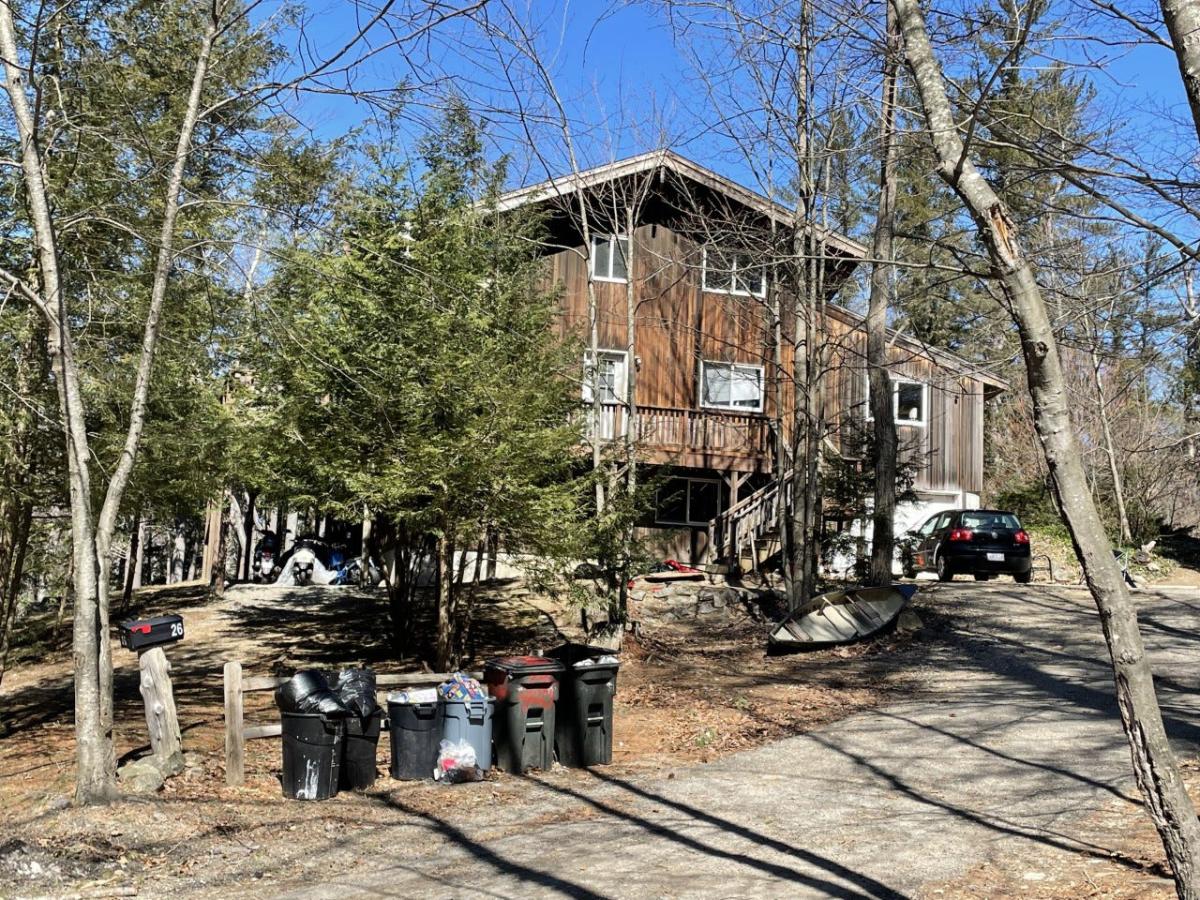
[119,615,185,773]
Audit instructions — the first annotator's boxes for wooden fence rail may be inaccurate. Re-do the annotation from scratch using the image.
[223,661,483,786]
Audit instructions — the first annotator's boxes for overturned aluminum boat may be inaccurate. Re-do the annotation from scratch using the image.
[768,584,919,652]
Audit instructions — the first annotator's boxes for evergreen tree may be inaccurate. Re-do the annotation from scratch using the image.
[261,106,588,667]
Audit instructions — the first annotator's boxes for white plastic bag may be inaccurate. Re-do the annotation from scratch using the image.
[434,738,481,783]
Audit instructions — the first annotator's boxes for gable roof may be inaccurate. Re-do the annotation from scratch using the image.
[500,149,1007,392]
[497,149,868,261]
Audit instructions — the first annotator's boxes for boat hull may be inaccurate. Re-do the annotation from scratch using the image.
[768,584,919,652]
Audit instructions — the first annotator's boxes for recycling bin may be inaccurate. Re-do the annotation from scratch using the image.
[280,711,344,800]
[546,644,619,767]
[483,656,564,773]
[388,698,441,781]
[440,696,495,771]
[340,708,383,790]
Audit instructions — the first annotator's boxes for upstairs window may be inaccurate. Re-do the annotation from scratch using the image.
[582,350,627,405]
[590,234,630,282]
[866,375,927,426]
[702,248,765,297]
[701,361,764,412]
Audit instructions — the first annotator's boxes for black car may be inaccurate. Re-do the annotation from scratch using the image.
[901,509,1032,583]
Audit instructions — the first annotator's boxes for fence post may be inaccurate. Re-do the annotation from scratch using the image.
[224,660,244,786]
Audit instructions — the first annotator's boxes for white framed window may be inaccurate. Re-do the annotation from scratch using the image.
[865,374,927,427]
[590,234,630,283]
[656,477,722,526]
[582,350,628,405]
[702,248,766,298]
[701,361,764,412]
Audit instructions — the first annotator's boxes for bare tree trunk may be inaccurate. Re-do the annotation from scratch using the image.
[0,502,32,693]
[242,491,257,581]
[1162,0,1200,141]
[228,492,247,579]
[867,1,900,586]
[894,1,1200,893]
[0,1,220,802]
[209,499,227,598]
[619,204,638,622]
[486,529,498,581]
[1090,340,1133,544]
[121,509,142,609]
[0,3,113,804]
[787,0,816,611]
[360,504,373,588]
[170,524,187,584]
[435,535,454,671]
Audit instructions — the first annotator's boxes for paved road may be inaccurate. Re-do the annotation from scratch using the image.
[281,584,1200,899]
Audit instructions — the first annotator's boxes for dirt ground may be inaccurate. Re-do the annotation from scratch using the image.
[3,554,1200,898]
[0,577,930,897]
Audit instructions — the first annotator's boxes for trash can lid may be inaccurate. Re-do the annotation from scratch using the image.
[484,655,564,675]
[545,643,620,666]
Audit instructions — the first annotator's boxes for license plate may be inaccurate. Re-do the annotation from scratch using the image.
[987,552,1004,562]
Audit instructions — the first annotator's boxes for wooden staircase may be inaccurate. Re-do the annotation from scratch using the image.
[706,471,794,572]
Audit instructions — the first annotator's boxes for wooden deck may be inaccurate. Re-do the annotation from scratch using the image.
[585,404,772,472]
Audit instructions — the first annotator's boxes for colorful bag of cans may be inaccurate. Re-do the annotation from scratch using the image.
[437,672,486,702]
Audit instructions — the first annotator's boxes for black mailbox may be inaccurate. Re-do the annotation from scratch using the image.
[118,614,184,651]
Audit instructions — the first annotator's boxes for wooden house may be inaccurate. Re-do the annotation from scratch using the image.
[498,151,1007,567]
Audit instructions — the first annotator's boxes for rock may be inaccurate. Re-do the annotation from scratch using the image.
[588,622,623,652]
[118,759,164,795]
[896,609,923,633]
[157,750,185,778]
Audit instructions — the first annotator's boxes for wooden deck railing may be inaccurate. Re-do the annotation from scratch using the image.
[582,404,770,459]
[707,470,794,563]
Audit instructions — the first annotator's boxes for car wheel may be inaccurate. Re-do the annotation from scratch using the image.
[936,555,953,582]
[973,574,990,582]
[1014,571,1032,584]
[902,560,917,579]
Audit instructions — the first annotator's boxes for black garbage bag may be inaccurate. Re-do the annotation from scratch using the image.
[275,670,350,716]
[335,667,378,717]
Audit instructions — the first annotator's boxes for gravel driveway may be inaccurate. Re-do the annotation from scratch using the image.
[273,583,1200,899]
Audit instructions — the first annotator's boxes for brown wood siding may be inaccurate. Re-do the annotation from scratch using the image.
[548,223,985,491]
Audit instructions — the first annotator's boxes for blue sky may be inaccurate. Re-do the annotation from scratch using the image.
[292,2,1194,222]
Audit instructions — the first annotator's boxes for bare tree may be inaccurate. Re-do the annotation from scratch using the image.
[0,0,222,802]
[867,1,900,585]
[0,0,484,804]
[892,0,1200,894]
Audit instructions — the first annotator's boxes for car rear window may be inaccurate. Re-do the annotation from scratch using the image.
[960,512,1021,530]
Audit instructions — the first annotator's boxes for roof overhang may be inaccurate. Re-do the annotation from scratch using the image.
[824,304,1009,393]
[497,149,868,261]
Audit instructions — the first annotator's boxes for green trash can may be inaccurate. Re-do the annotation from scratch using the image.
[546,644,619,767]
[483,656,564,773]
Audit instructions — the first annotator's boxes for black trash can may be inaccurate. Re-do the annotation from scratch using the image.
[483,656,564,773]
[281,711,344,800]
[546,644,619,767]
[388,699,441,780]
[340,708,383,790]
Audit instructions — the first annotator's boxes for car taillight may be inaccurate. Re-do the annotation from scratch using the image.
[949,528,973,542]
[1014,530,1030,544]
